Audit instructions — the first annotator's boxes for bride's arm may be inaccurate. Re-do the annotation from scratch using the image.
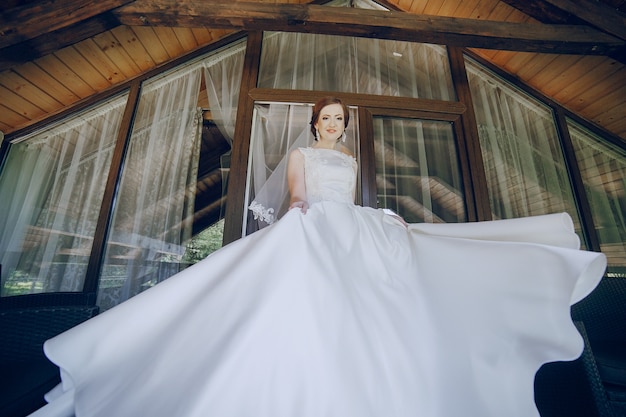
[287,149,309,213]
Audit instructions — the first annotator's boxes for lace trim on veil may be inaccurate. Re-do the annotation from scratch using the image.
[249,201,276,225]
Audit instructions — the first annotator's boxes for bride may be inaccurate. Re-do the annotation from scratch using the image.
[31,97,606,417]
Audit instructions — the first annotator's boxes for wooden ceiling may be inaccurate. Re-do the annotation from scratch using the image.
[1,0,625,141]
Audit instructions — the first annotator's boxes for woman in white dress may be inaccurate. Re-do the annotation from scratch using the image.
[31,97,606,417]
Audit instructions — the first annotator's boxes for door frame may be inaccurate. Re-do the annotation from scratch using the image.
[223,87,480,243]
[357,106,474,222]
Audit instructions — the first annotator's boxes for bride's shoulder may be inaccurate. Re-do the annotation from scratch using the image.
[290,148,306,160]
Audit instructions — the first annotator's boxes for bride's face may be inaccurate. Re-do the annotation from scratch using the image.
[315,103,345,142]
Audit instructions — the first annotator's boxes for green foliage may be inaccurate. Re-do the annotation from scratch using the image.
[181,219,225,264]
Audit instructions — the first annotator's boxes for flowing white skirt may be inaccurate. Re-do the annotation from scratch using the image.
[31,202,606,417]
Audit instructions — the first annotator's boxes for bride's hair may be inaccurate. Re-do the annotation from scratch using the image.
[310,97,350,138]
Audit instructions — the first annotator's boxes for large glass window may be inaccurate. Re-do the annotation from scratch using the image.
[568,119,626,276]
[373,117,466,223]
[97,41,245,310]
[258,32,455,101]
[0,94,128,296]
[97,64,205,309]
[465,57,582,236]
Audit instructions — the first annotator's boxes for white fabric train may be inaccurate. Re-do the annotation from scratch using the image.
[30,148,606,417]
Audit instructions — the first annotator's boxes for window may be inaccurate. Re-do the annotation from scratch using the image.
[568,119,626,276]
[0,95,127,296]
[466,57,582,236]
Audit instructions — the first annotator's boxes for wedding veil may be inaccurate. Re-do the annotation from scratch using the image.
[246,102,358,233]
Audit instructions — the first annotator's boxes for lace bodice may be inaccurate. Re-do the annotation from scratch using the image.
[299,147,357,206]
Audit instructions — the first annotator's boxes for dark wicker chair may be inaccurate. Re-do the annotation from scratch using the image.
[572,277,626,417]
[535,277,626,417]
[0,294,99,417]
[535,321,612,417]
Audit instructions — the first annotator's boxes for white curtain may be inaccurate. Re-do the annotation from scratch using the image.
[258,32,455,101]
[568,119,626,274]
[465,57,580,227]
[0,95,127,295]
[98,64,203,310]
[203,40,246,221]
[203,40,247,143]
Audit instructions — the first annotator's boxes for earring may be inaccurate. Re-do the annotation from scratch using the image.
[315,129,320,141]
[342,131,347,142]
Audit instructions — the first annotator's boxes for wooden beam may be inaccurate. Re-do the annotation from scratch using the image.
[501,0,626,41]
[111,1,624,55]
[548,0,626,41]
[499,0,626,63]
[0,14,120,72]
[498,0,582,25]
[1,0,624,68]
[221,31,264,245]
[0,0,132,49]
[83,79,141,295]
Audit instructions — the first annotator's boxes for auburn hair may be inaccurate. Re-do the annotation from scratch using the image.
[310,97,349,138]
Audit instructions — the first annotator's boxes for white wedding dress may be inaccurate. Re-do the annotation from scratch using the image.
[31,147,606,417]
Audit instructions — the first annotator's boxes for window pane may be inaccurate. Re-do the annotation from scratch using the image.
[373,117,466,223]
[96,42,243,311]
[466,57,582,237]
[0,95,127,296]
[259,32,456,101]
[98,65,205,310]
[568,119,626,277]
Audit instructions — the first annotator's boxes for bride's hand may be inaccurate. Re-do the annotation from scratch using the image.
[382,208,408,227]
[390,214,408,227]
[289,200,309,214]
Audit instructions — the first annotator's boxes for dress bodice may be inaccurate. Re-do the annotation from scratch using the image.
[299,147,357,206]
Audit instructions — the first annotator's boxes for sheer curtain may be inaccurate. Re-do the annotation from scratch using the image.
[0,95,127,296]
[568,119,626,275]
[203,40,246,220]
[465,57,581,230]
[98,64,203,310]
[258,32,455,101]
[203,39,246,143]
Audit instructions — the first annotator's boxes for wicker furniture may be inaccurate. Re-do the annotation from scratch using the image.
[0,294,99,417]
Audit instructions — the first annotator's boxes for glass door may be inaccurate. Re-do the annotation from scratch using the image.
[360,109,470,224]
[238,97,473,241]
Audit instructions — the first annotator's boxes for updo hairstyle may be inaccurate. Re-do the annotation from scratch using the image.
[309,97,350,139]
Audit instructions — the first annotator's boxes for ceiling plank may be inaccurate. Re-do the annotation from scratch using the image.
[112,1,624,55]
[0,0,133,49]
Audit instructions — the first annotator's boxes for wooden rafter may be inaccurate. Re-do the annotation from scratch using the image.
[500,0,626,63]
[500,0,626,41]
[0,14,121,71]
[0,0,134,49]
[1,0,624,71]
[111,1,622,55]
